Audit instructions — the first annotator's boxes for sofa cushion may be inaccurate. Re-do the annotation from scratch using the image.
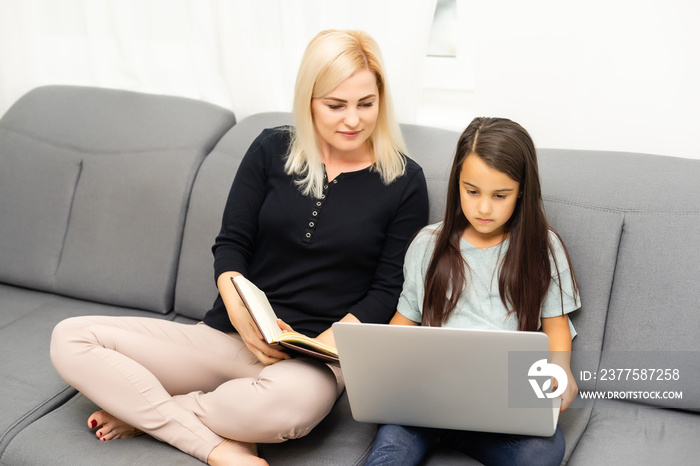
[0,132,81,291]
[398,123,459,223]
[0,285,170,454]
[541,150,700,411]
[0,285,55,329]
[567,400,700,465]
[0,86,233,153]
[53,149,211,313]
[600,213,700,411]
[605,215,699,352]
[0,86,236,313]
[0,393,202,466]
[538,149,628,366]
[543,200,623,355]
[3,391,378,466]
[2,389,377,466]
[537,149,700,211]
[536,150,628,461]
[542,201,625,462]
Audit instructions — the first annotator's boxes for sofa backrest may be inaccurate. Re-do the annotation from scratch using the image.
[537,149,626,395]
[174,113,291,318]
[0,85,236,313]
[539,148,700,410]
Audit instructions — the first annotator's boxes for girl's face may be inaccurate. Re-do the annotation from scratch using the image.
[311,68,379,160]
[459,154,520,247]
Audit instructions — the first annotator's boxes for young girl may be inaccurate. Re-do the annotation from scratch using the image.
[364,117,580,466]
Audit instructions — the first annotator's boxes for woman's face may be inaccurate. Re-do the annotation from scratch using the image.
[311,68,379,159]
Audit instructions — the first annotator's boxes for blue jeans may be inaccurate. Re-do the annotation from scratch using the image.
[364,424,565,466]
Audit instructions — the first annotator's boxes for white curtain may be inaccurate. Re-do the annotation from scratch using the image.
[0,0,436,122]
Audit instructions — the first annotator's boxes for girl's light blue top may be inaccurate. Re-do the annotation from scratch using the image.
[397,223,580,337]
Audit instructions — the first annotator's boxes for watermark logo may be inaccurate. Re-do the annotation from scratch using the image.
[528,359,568,399]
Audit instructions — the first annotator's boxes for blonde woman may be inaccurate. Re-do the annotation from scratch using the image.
[51,30,429,465]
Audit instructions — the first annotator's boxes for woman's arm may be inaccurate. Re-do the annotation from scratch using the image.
[218,271,291,365]
[541,314,578,411]
[212,132,272,281]
[211,130,294,365]
[341,166,429,325]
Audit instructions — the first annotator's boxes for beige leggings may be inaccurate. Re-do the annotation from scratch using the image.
[50,316,344,463]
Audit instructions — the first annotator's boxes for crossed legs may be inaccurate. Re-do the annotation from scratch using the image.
[50,316,342,464]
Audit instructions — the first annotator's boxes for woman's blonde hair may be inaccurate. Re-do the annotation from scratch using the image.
[285,29,407,198]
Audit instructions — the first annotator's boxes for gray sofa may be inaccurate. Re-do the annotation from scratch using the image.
[0,86,698,465]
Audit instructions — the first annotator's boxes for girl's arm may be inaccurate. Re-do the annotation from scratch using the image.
[310,313,361,349]
[276,313,362,351]
[541,314,578,411]
[389,311,420,326]
[281,309,419,350]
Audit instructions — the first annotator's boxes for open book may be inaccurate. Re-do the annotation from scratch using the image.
[231,276,339,363]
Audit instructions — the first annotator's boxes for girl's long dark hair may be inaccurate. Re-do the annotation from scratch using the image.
[421,117,577,331]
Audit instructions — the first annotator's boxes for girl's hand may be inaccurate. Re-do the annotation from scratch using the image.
[303,313,361,350]
[541,315,577,410]
[556,368,579,412]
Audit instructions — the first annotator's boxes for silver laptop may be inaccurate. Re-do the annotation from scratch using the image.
[333,322,561,437]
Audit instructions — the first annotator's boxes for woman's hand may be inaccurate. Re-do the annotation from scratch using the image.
[276,319,303,337]
[218,272,290,365]
[231,299,290,365]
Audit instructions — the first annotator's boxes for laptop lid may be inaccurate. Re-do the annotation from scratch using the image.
[333,322,561,437]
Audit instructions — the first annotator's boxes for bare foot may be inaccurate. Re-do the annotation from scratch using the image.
[88,410,143,441]
[207,439,268,466]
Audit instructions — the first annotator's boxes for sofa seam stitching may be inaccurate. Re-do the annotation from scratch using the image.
[0,123,207,155]
[52,159,83,289]
[543,197,699,215]
[0,385,77,456]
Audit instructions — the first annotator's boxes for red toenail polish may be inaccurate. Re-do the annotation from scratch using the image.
[90,419,97,429]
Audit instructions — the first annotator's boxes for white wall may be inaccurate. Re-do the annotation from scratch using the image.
[0,0,435,126]
[1,0,698,160]
[419,0,700,160]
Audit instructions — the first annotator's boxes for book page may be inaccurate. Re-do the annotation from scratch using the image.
[278,333,338,358]
[232,276,282,343]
